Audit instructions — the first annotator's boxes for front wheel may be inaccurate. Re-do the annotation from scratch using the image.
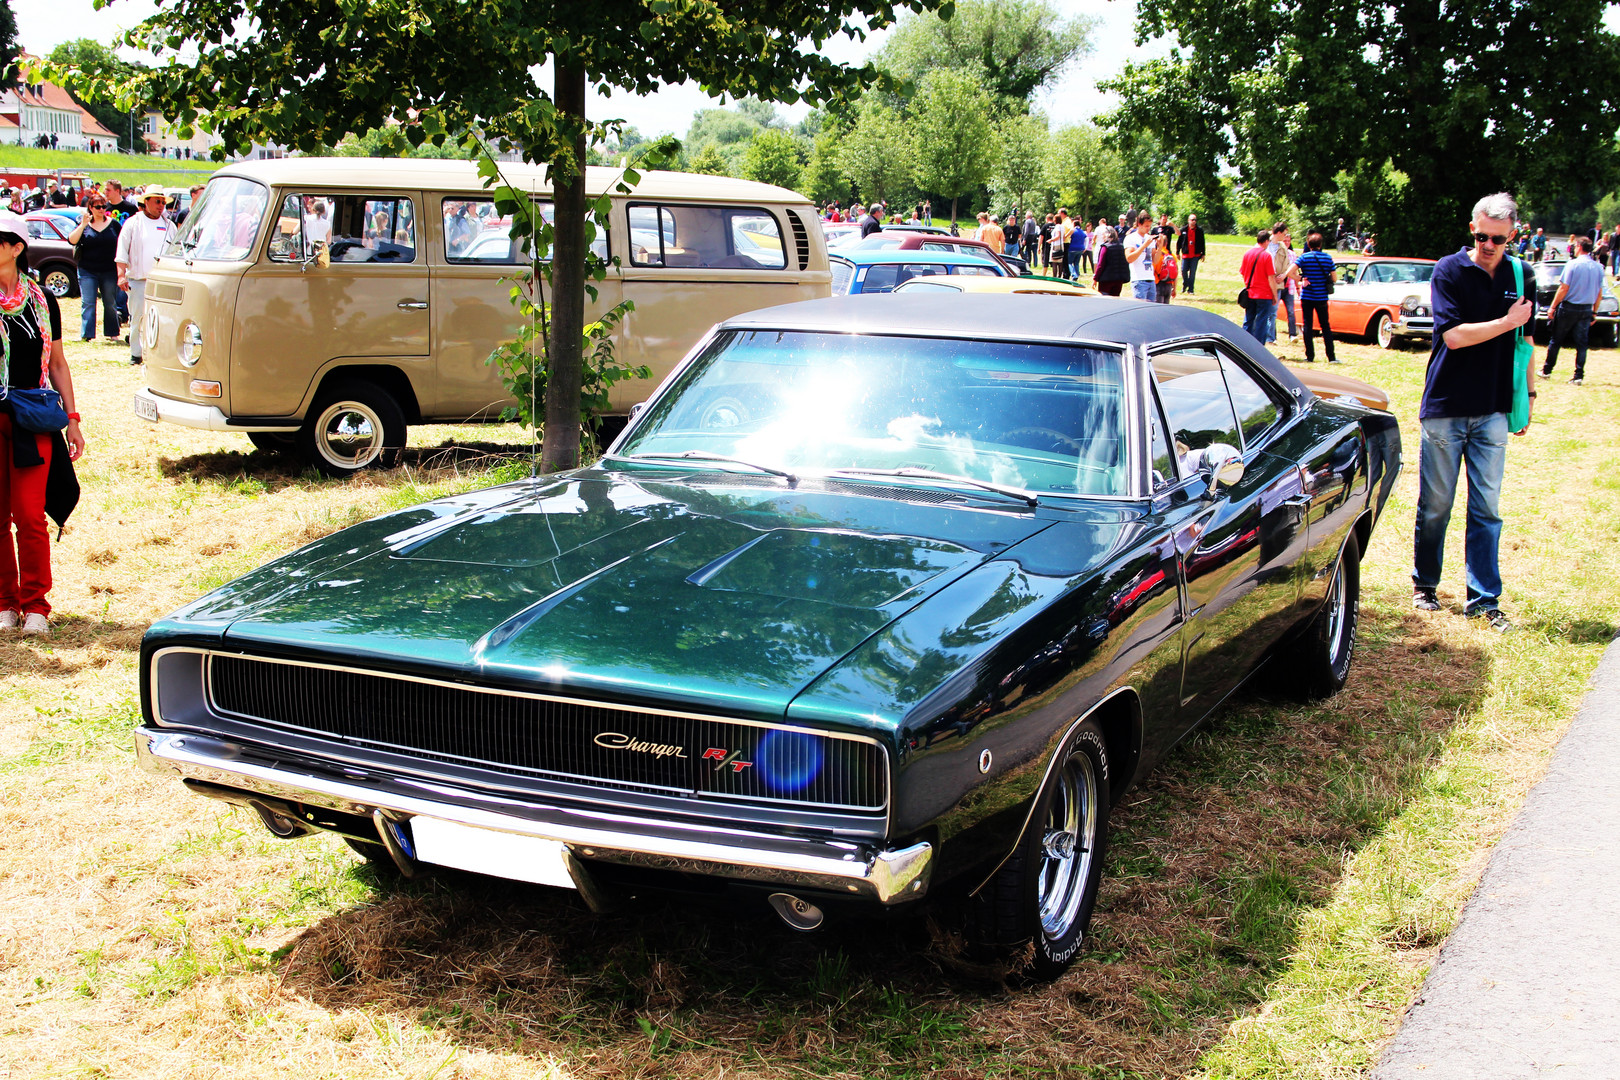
[1372,312,1395,349]
[296,380,407,478]
[970,720,1111,980]
[1282,531,1360,699]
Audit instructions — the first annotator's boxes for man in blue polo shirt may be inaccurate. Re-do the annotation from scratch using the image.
[1541,235,1601,385]
[1294,231,1337,362]
[1412,192,1535,631]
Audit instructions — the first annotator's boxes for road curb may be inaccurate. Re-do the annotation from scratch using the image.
[1373,633,1620,1079]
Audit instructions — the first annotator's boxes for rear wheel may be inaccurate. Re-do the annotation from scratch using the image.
[970,719,1111,980]
[1282,531,1360,699]
[39,264,76,299]
[295,380,407,478]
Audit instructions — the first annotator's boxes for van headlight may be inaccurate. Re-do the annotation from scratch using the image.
[177,321,204,367]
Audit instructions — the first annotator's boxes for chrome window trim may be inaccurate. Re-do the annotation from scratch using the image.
[151,646,892,815]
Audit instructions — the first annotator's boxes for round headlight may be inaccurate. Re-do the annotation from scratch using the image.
[177,321,203,367]
[1400,295,1421,314]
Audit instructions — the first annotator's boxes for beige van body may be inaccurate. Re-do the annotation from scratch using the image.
[134,158,830,473]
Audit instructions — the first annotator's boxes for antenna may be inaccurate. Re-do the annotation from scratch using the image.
[530,173,540,481]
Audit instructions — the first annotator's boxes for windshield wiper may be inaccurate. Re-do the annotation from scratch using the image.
[829,467,1038,507]
[622,450,798,484]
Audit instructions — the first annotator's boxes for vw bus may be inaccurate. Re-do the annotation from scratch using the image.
[133,158,830,475]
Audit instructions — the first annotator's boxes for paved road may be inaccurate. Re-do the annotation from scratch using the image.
[1374,636,1620,1079]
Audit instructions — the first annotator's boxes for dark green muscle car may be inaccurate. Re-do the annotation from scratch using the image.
[137,295,1400,979]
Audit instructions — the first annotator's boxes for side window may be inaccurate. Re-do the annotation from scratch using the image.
[830,259,855,295]
[269,194,416,264]
[954,263,1000,276]
[1337,264,1358,285]
[442,198,607,264]
[860,264,901,293]
[1220,354,1287,445]
[1151,348,1242,475]
[628,204,786,269]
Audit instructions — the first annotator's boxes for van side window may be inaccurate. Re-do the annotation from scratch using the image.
[269,194,416,264]
[627,204,786,269]
[443,198,608,263]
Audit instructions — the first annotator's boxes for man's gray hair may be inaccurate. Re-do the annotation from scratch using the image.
[1473,192,1518,223]
[1098,226,1117,244]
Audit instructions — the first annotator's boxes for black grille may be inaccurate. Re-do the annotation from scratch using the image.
[208,656,886,811]
[785,208,812,270]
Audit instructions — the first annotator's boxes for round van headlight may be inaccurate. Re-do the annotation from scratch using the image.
[177,321,204,367]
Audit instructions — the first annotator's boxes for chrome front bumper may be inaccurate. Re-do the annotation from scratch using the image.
[135,727,932,904]
[133,387,300,432]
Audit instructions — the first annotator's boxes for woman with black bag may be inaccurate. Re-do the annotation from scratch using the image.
[0,211,86,636]
[1091,227,1130,296]
[67,196,122,342]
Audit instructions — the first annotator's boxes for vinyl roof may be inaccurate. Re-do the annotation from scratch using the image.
[828,250,1005,265]
[719,294,1311,396]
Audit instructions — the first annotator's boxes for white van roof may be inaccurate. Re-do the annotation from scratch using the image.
[212,157,808,204]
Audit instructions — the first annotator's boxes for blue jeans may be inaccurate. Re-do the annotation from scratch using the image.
[1413,413,1508,612]
[78,269,119,339]
[1067,247,1081,278]
[1132,279,1156,301]
[1243,297,1276,343]
[1281,291,1297,336]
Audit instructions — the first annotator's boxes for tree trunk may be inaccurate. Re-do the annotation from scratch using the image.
[950,195,959,236]
[541,58,587,473]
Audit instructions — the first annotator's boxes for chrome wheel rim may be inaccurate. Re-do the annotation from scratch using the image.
[1324,557,1347,661]
[43,270,71,297]
[1037,749,1099,941]
[314,401,384,470]
[1376,315,1393,348]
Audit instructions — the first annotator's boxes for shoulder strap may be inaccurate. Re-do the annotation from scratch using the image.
[1510,257,1525,342]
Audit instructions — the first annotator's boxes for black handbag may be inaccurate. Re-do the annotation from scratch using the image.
[1237,287,1251,311]
[2,386,70,433]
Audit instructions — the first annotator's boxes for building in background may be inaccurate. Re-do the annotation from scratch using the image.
[0,77,122,152]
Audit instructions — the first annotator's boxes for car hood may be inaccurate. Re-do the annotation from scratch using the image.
[158,469,1099,721]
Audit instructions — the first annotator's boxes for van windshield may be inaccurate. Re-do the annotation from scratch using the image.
[167,177,270,261]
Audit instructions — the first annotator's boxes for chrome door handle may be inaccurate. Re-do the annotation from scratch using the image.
[397,300,428,310]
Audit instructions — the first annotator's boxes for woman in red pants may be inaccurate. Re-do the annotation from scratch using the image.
[0,211,86,636]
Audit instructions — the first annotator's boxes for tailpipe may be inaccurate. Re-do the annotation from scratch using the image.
[767,892,825,932]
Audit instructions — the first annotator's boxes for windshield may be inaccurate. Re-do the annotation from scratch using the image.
[166,177,269,261]
[615,330,1130,497]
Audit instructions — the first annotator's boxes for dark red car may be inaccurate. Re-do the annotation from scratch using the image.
[23,213,79,299]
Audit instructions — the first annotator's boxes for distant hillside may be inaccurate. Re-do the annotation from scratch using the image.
[0,146,217,185]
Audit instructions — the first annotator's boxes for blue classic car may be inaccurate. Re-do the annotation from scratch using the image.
[830,249,1009,294]
[136,296,1400,979]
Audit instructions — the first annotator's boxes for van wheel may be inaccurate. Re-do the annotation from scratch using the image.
[297,380,406,477]
[969,719,1111,981]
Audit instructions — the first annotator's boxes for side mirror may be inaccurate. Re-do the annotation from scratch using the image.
[1198,443,1245,496]
[628,402,646,422]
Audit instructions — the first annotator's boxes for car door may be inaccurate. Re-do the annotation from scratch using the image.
[1326,261,1365,334]
[1145,344,1308,752]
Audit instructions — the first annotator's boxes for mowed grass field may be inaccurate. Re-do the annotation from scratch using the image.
[3,243,1618,1079]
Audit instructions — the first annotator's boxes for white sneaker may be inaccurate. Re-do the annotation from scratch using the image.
[0,610,16,630]
[20,613,48,636]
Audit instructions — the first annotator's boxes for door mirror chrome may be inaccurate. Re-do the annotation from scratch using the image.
[628,402,646,422]
[1198,443,1245,496]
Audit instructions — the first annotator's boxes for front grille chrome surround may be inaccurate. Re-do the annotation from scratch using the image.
[176,651,888,813]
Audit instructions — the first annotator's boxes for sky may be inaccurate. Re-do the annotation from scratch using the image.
[16,0,1168,138]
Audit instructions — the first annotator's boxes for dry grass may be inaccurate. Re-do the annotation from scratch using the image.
[1,268,1616,1079]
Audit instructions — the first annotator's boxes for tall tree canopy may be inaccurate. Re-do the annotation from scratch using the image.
[911,69,995,224]
[0,1,16,90]
[1105,0,1620,257]
[45,40,140,143]
[877,0,1093,110]
[50,0,945,470]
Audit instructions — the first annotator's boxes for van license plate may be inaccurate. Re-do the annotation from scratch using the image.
[408,817,576,890]
[133,394,158,422]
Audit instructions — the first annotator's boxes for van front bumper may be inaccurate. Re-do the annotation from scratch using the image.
[134,388,300,433]
[135,727,933,905]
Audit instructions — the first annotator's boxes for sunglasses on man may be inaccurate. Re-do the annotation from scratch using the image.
[1473,232,1511,246]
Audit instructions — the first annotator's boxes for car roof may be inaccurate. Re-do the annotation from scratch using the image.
[719,295,1310,397]
[895,276,1097,296]
[828,250,1004,266]
[1351,256,1436,264]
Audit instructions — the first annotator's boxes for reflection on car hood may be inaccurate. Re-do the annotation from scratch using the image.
[158,469,1132,720]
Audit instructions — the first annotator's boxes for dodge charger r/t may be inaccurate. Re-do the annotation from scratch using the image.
[136,295,1401,979]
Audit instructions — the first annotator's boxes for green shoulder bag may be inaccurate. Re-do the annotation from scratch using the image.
[1508,258,1533,432]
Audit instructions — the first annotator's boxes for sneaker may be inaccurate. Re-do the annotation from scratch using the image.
[0,610,16,630]
[1469,607,1512,632]
[1412,587,1441,611]
[1571,378,1583,386]
[130,355,142,366]
[1539,370,1552,379]
[19,612,48,636]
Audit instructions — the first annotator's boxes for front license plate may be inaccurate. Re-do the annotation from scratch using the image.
[133,394,158,422]
[409,817,576,890]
